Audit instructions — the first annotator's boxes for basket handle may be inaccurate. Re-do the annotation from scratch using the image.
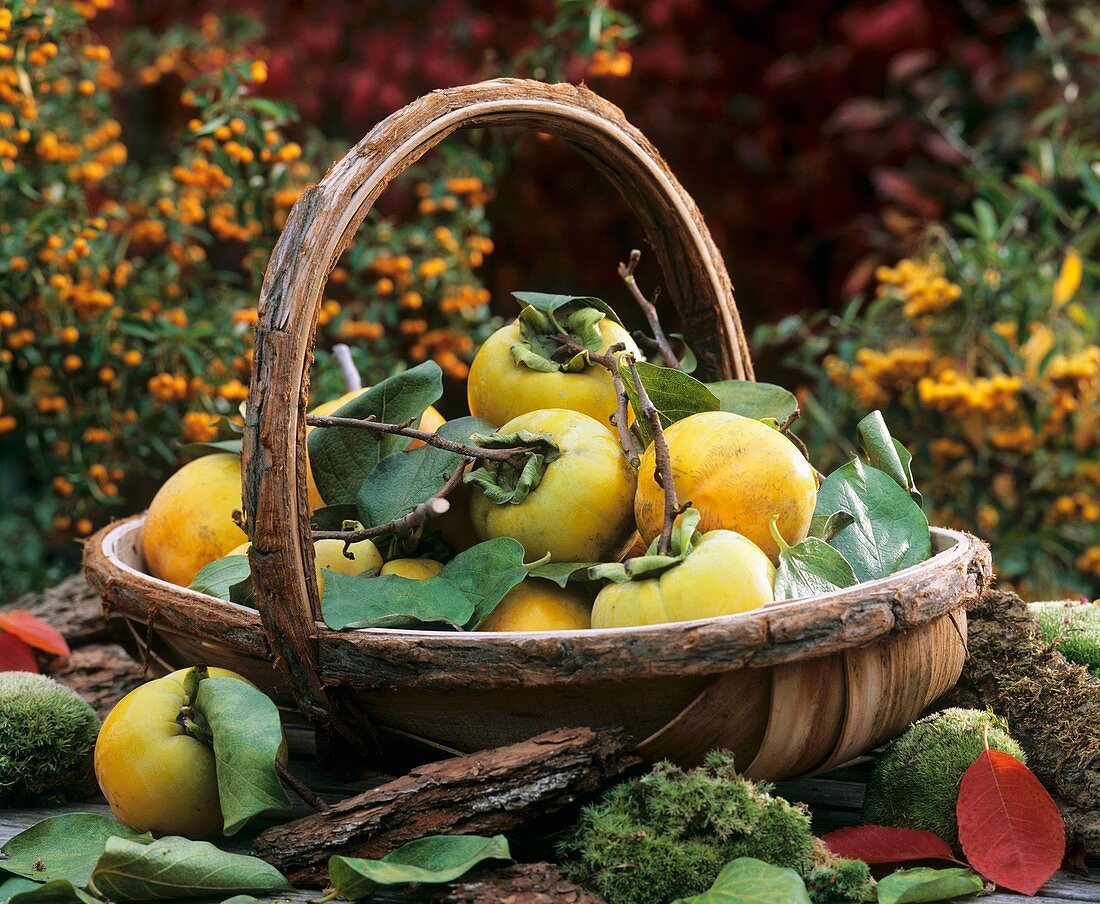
[242,78,754,738]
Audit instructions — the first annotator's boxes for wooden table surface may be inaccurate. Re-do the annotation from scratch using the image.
[2,754,1095,903]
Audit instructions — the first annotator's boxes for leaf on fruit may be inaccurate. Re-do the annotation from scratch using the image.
[875,867,984,904]
[0,814,151,886]
[512,291,622,326]
[5,879,101,903]
[821,826,959,866]
[0,632,39,672]
[357,417,490,528]
[856,410,921,504]
[328,834,512,900]
[707,380,799,425]
[815,458,931,582]
[526,561,598,588]
[621,359,720,442]
[322,538,531,630]
[308,361,444,506]
[0,611,69,657]
[193,677,291,834]
[671,857,811,903]
[189,556,252,602]
[808,510,855,542]
[90,836,291,900]
[956,749,1065,895]
[774,536,858,601]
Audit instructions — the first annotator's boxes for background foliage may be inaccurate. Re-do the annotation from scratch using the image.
[1,0,1096,599]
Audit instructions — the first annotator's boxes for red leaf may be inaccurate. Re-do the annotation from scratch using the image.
[0,632,40,672]
[0,610,70,656]
[957,749,1065,895]
[822,825,960,866]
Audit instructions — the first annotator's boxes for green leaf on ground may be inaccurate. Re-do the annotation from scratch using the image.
[357,417,491,528]
[321,538,531,630]
[189,556,252,602]
[5,880,100,904]
[815,458,932,582]
[856,410,921,504]
[707,380,799,425]
[622,359,720,442]
[193,677,291,834]
[327,835,512,901]
[774,537,858,601]
[307,361,443,506]
[876,867,985,904]
[672,857,811,903]
[0,878,42,901]
[0,814,151,886]
[89,836,291,900]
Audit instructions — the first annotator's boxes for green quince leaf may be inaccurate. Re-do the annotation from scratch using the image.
[5,880,100,904]
[875,867,985,904]
[0,814,151,886]
[192,678,291,835]
[672,857,811,903]
[307,361,444,506]
[327,834,512,901]
[815,458,932,582]
[309,504,359,531]
[525,561,598,587]
[774,536,858,601]
[706,380,799,425]
[808,510,855,542]
[856,410,921,504]
[189,556,252,602]
[89,836,291,900]
[621,360,720,442]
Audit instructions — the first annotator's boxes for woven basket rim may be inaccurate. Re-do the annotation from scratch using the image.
[93,514,979,639]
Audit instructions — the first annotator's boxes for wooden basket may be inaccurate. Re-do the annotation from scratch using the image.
[84,79,992,780]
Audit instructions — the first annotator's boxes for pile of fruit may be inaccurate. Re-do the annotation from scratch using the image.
[141,288,934,633]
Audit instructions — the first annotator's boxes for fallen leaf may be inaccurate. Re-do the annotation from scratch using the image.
[0,632,38,672]
[822,826,960,866]
[956,749,1065,895]
[0,611,69,657]
[876,867,984,903]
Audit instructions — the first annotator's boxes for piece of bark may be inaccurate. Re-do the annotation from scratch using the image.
[431,862,606,904]
[253,726,638,885]
[941,588,1100,858]
[4,573,122,647]
[47,643,147,717]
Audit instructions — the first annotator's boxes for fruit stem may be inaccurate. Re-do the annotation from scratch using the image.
[768,515,791,555]
[618,249,682,370]
[332,343,362,392]
[275,758,328,812]
[627,355,684,556]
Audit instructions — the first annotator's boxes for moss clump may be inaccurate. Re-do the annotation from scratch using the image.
[862,708,1025,844]
[0,672,100,805]
[561,751,814,904]
[806,859,875,902]
[1029,600,1100,677]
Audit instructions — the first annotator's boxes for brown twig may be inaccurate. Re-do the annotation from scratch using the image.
[553,336,639,467]
[331,343,362,392]
[275,759,329,812]
[627,356,685,555]
[619,249,681,370]
[305,413,536,462]
[312,462,467,549]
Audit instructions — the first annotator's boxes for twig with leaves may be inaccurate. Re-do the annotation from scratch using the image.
[619,249,681,370]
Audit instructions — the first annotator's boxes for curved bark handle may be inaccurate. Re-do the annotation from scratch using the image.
[242,78,753,736]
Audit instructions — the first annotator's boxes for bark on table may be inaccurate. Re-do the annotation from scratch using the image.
[431,862,606,904]
[942,588,1100,859]
[47,643,147,717]
[253,726,638,885]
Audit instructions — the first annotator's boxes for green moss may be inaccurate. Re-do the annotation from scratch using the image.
[0,672,100,805]
[806,859,875,903]
[1029,601,1100,677]
[561,752,814,904]
[862,708,1024,844]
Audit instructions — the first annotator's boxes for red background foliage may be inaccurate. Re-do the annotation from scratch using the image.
[100,0,1024,330]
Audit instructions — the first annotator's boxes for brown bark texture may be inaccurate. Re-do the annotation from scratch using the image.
[252,726,638,886]
[430,862,607,904]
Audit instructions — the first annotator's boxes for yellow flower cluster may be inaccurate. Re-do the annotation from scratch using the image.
[824,346,937,407]
[1077,546,1100,578]
[875,257,963,318]
[917,371,1022,417]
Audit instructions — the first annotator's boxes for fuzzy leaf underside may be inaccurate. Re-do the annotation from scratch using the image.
[193,677,291,834]
[307,361,444,506]
[328,835,512,900]
[814,458,931,582]
[671,857,811,904]
[0,814,151,886]
[89,836,291,900]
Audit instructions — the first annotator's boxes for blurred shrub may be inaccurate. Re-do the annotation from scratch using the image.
[0,0,635,600]
[757,7,1099,598]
